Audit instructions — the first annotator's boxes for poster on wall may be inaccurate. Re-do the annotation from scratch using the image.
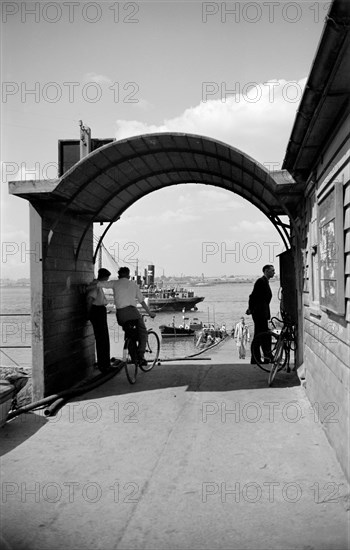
[318,183,344,315]
[319,218,337,308]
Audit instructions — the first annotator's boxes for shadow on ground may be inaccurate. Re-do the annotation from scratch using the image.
[71,362,300,400]
[0,412,47,456]
[0,362,300,453]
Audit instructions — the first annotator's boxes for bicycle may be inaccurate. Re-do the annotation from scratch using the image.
[122,315,160,384]
[252,315,296,386]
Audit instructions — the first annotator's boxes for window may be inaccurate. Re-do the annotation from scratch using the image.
[318,181,345,316]
[308,193,320,309]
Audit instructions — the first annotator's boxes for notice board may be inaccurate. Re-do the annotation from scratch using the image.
[318,182,345,315]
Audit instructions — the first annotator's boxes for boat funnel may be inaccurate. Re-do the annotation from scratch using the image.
[147,264,155,286]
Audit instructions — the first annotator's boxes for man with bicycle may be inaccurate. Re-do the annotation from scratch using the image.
[97,266,155,366]
[246,264,275,365]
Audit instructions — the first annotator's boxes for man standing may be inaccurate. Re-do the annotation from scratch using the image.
[234,316,250,359]
[246,264,275,364]
[86,268,112,373]
[98,266,155,366]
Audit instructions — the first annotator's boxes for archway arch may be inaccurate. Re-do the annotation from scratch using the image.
[47,133,297,262]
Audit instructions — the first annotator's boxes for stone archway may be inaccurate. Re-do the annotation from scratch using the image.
[10,133,303,397]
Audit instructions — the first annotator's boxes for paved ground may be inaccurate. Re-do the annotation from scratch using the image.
[1,338,349,550]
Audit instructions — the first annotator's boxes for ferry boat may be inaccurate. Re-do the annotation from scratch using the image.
[141,285,204,312]
[99,260,205,313]
[106,287,204,313]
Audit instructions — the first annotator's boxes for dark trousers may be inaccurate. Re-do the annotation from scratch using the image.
[116,306,147,358]
[251,315,271,363]
[89,305,110,369]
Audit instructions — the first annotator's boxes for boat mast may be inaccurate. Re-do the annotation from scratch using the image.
[98,245,102,270]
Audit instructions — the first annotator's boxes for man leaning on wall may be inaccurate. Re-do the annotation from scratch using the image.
[86,268,112,373]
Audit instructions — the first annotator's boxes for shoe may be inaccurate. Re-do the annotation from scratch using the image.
[139,358,148,367]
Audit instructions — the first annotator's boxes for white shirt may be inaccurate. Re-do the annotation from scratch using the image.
[87,280,108,306]
[98,278,144,309]
[234,322,250,342]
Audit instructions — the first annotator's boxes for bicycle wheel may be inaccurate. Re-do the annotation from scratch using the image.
[139,330,160,372]
[123,338,138,384]
[288,326,297,351]
[252,332,286,373]
[268,362,279,386]
[268,338,285,386]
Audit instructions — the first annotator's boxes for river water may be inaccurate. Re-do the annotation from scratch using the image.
[0,281,282,367]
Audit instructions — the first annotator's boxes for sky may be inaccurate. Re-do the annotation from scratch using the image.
[1,1,329,278]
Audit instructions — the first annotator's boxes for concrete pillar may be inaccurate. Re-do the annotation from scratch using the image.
[29,204,95,398]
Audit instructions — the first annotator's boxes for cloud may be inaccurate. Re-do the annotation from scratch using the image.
[133,99,154,111]
[197,188,244,211]
[82,74,153,110]
[229,220,273,233]
[114,78,307,164]
[177,186,243,212]
[106,206,200,230]
[84,72,112,85]
[156,208,200,223]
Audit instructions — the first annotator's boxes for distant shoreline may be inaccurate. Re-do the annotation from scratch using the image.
[194,280,255,286]
[0,277,280,288]
[0,284,30,288]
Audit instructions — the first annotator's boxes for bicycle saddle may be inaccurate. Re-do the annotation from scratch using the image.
[123,320,138,332]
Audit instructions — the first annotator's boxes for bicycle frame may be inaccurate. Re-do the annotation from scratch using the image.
[267,317,296,385]
[252,316,295,376]
[122,315,160,383]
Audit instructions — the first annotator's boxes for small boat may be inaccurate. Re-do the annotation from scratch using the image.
[0,381,15,427]
[183,316,203,330]
[0,370,30,426]
[196,324,228,348]
[159,324,196,338]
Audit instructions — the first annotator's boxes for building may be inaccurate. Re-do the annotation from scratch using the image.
[283,0,350,479]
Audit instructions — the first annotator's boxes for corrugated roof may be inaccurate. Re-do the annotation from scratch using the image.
[9,133,302,253]
[282,0,350,182]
